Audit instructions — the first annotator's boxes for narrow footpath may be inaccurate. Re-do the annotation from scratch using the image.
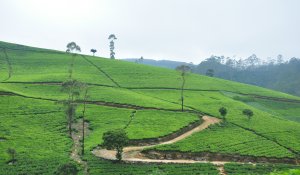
[71,119,90,175]
[92,116,228,174]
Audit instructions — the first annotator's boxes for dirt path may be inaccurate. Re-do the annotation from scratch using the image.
[92,116,229,174]
[217,165,227,175]
[93,116,220,155]
[71,119,90,174]
[92,116,225,163]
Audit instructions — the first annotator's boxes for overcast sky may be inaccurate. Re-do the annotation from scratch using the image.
[0,0,299,63]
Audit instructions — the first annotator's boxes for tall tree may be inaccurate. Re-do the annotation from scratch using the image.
[90,49,97,56]
[176,65,191,111]
[102,129,128,161]
[66,42,81,53]
[140,56,144,63]
[108,34,117,59]
[81,88,88,156]
[61,80,86,136]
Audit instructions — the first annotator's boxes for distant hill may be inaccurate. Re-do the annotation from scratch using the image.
[124,55,300,97]
[122,58,194,69]
[192,56,300,97]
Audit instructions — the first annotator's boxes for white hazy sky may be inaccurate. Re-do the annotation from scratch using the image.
[0,0,299,63]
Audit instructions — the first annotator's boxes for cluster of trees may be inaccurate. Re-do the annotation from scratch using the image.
[197,54,286,71]
[193,55,300,96]
[65,34,118,59]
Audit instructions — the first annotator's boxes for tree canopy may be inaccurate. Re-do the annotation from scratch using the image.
[66,42,81,53]
[90,49,97,56]
[243,109,254,120]
[219,107,227,118]
[102,129,129,161]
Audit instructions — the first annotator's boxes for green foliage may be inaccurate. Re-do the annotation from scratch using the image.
[137,90,300,156]
[224,163,300,175]
[153,124,294,158]
[219,107,227,118]
[66,42,81,53]
[60,79,86,135]
[102,129,129,160]
[125,110,199,139]
[192,55,300,97]
[6,148,16,163]
[176,65,191,76]
[176,65,191,111]
[243,109,254,120]
[1,41,300,174]
[270,169,300,175]
[86,152,219,175]
[239,98,300,123]
[83,105,200,151]
[108,34,117,59]
[54,162,79,175]
[0,96,71,174]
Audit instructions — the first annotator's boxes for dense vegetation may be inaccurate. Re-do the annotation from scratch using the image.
[224,163,300,175]
[0,41,299,174]
[192,55,300,97]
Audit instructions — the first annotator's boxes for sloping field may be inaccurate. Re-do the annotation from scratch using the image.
[0,41,299,174]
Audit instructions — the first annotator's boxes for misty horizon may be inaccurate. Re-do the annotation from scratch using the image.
[1,0,300,64]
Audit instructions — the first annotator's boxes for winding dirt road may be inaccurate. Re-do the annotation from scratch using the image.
[92,116,227,165]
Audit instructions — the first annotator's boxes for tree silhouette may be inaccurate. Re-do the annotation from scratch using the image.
[66,42,81,53]
[176,65,191,111]
[90,49,97,56]
[140,56,144,63]
[108,34,117,59]
[81,88,89,156]
[60,80,86,136]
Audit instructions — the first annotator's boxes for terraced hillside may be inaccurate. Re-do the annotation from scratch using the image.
[0,41,300,175]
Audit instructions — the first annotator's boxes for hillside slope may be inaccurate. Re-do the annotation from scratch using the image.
[0,41,300,175]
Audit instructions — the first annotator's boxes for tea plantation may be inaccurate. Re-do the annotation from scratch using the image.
[0,41,299,174]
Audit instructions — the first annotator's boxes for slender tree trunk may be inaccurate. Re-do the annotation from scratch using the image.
[69,93,75,136]
[68,116,72,136]
[181,75,185,111]
[116,147,123,161]
[81,89,88,156]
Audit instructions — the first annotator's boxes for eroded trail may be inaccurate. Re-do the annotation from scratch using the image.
[92,116,223,163]
[71,119,90,174]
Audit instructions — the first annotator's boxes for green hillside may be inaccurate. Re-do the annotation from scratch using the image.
[0,41,300,175]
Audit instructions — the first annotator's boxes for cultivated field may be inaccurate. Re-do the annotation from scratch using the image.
[0,41,300,174]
